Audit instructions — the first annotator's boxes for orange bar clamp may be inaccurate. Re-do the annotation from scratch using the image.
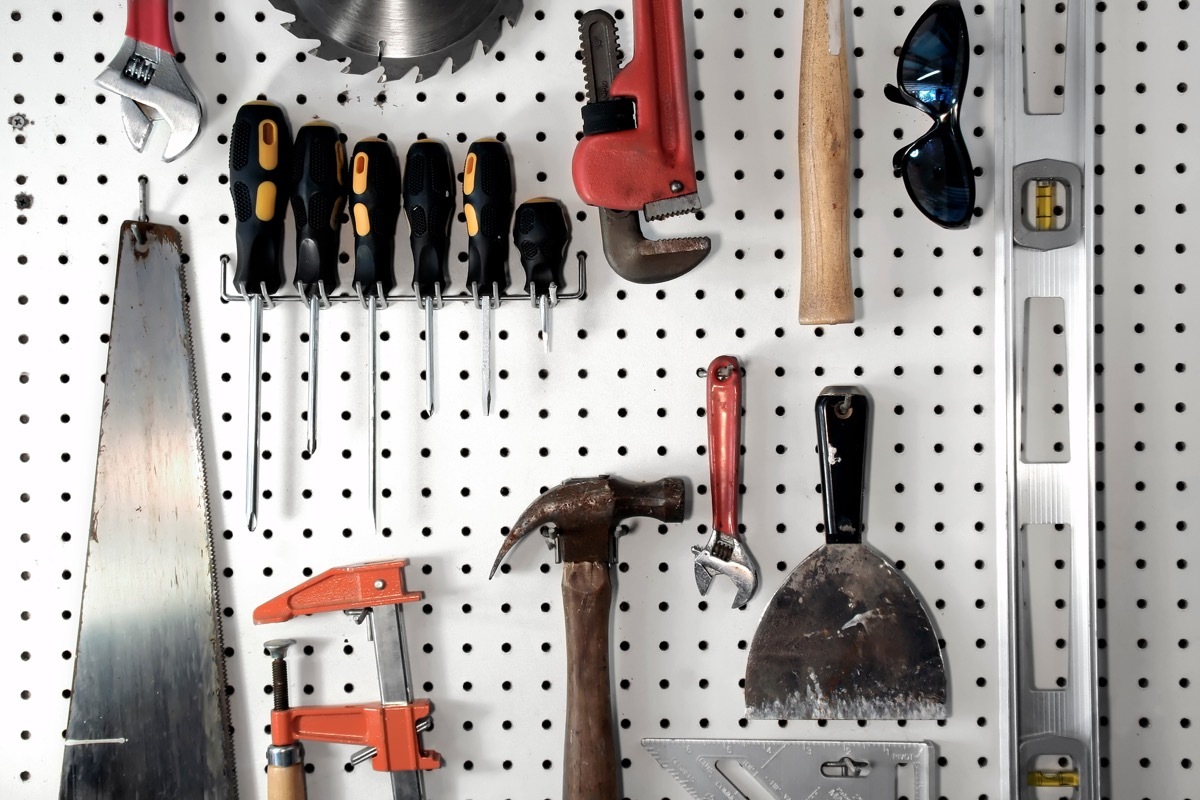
[254,559,441,775]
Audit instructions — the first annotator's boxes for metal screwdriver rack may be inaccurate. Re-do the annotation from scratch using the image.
[1,1,1196,799]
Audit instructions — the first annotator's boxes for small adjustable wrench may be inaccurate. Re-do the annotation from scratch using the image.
[693,355,759,608]
[95,0,202,162]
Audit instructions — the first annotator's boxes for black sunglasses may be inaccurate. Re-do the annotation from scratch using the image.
[885,0,975,229]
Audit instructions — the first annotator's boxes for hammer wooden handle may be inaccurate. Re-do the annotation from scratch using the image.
[562,561,617,800]
[798,0,854,325]
[267,764,306,800]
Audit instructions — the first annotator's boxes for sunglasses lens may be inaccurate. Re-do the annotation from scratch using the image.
[898,127,974,228]
[900,3,968,113]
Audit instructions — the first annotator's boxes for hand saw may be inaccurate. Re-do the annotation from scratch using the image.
[59,213,235,798]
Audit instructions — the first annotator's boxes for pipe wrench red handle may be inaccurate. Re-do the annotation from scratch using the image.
[126,0,175,54]
[572,0,699,215]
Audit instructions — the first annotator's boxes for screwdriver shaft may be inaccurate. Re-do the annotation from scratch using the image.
[539,294,551,353]
[481,292,492,415]
[307,294,320,454]
[245,295,263,532]
[368,295,378,530]
[423,297,435,415]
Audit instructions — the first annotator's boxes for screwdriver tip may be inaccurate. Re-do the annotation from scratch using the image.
[247,511,257,532]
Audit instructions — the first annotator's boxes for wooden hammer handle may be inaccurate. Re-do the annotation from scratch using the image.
[798,0,854,325]
[562,561,617,800]
[267,764,306,800]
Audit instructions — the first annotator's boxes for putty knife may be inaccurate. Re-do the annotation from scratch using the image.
[744,386,947,719]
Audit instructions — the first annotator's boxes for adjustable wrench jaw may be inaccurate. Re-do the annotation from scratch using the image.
[96,36,202,162]
[692,529,758,609]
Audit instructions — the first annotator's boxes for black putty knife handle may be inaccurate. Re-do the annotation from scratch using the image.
[815,387,869,545]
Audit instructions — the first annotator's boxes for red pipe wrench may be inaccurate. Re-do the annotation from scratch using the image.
[572,0,711,283]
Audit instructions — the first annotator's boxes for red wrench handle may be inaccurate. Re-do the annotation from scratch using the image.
[707,356,741,537]
[126,0,175,54]
[572,0,699,211]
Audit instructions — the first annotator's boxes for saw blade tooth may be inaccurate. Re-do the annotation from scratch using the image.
[265,0,302,15]
[449,38,483,72]
[380,56,426,83]
[280,19,322,41]
[498,0,524,26]
[309,41,381,77]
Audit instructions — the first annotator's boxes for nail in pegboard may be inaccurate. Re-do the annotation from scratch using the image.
[2,0,1174,798]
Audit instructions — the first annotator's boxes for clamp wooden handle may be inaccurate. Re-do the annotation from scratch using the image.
[798,0,855,325]
[267,764,306,800]
[562,561,617,800]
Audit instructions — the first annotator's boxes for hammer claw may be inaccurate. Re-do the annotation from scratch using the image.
[490,477,686,577]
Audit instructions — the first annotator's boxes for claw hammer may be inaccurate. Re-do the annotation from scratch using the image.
[490,477,685,800]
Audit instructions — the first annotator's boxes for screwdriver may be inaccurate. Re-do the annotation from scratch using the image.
[229,101,293,531]
[463,139,514,415]
[513,198,570,353]
[291,121,347,456]
[349,138,402,530]
[402,140,455,415]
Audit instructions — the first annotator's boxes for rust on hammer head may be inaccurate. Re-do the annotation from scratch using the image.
[489,476,685,578]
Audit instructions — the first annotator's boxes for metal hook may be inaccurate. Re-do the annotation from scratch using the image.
[835,394,854,419]
[131,175,150,246]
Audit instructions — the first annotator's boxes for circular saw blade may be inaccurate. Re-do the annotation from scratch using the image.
[268,0,524,82]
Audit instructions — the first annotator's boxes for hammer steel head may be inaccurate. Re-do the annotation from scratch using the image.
[489,476,686,578]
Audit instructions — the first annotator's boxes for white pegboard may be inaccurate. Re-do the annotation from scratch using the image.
[1093,2,1200,799]
[0,1,1181,799]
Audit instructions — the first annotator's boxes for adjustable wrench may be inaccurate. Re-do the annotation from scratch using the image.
[572,1,711,283]
[693,355,758,608]
[95,0,202,162]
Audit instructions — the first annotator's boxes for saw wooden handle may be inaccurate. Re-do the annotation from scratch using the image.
[267,764,306,800]
[798,0,854,325]
[562,561,617,800]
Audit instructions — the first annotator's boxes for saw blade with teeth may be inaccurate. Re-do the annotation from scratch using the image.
[267,0,524,82]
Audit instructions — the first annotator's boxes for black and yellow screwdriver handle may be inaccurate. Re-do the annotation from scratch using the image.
[514,198,570,299]
[402,139,456,301]
[463,139,514,302]
[230,101,293,297]
[291,121,346,298]
[350,138,402,299]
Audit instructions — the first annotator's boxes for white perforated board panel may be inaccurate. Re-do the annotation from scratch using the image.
[0,1,1186,799]
[1093,2,1200,800]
